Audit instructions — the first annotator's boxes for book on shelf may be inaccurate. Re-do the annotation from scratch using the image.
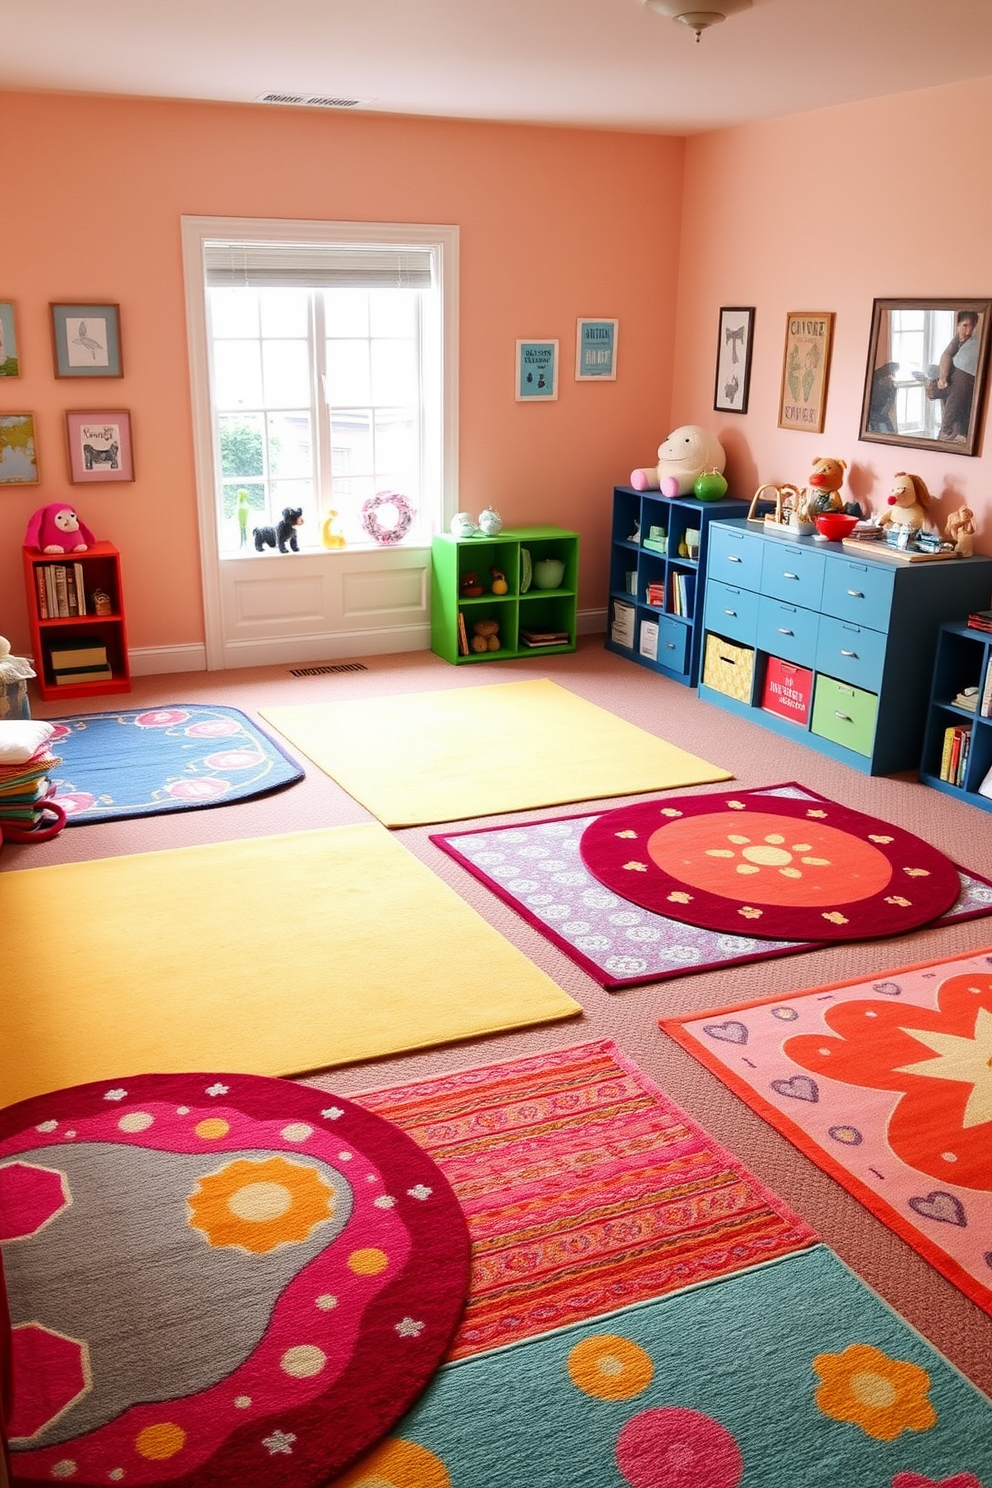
[74,561,87,615]
[43,565,57,618]
[457,611,469,656]
[520,626,570,646]
[952,686,979,711]
[639,619,659,661]
[981,663,992,719]
[49,640,109,670]
[646,582,665,607]
[53,566,69,617]
[968,609,992,632]
[940,724,956,780]
[54,666,114,685]
[34,566,48,619]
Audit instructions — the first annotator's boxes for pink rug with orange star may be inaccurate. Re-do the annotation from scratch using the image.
[661,948,992,1316]
[0,1071,470,1487]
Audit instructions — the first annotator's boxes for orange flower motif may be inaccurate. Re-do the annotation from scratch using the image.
[187,1155,336,1254]
[739,906,762,920]
[726,800,746,810]
[822,911,849,925]
[813,1342,936,1441]
[623,861,649,872]
[667,891,693,904]
[903,868,930,878]
[868,834,894,844]
[884,896,911,907]
[806,809,828,818]
[616,830,639,839]
[659,808,683,817]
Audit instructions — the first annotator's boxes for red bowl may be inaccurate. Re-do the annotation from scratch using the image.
[814,512,859,541]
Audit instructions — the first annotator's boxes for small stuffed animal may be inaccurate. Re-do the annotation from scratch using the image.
[24,503,96,554]
[945,504,976,556]
[877,472,931,533]
[471,619,500,652]
[631,425,726,498]
[460,572,484,598]
[253,507,304,553]
[490,567,508,595]
[800,457,847,518]
[321,509,346,548]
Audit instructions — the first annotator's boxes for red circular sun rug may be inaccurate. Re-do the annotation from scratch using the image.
[0,1072,471,1488]
[578,788,961,941]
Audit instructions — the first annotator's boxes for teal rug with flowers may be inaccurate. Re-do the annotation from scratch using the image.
[48,705,304,823]
[334,1245,992,1488]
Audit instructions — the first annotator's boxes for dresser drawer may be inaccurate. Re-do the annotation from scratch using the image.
[702,633,755,702]
[759,542,826,608]
[757,595,820,666]
[655,616,689,673]
[707,525,764,590]
[820,556,895,629]
[703,579,760,646]
[811,675,879,757]
[815,616,887,691]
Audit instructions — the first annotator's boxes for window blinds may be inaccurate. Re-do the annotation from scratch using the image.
[204,240,435,289]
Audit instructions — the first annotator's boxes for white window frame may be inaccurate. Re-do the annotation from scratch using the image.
[181,215,459,669]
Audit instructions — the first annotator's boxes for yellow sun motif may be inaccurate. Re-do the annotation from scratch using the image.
[703,832,831,880]
[623,861,649,872]
[334,1437,452,1487]
[813,1343,936,1441]
[187,1156,335,1253]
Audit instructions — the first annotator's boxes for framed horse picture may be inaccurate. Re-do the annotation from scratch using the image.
[65,409,134,483]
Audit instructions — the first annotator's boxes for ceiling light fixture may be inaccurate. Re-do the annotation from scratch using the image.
[640,0,752,42]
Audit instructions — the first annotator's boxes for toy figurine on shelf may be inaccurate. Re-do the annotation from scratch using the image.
[945,504,977,556]
[490,566,508,595]
[459,572,484,598]
[24,503,96,554]
[321,509,346,548]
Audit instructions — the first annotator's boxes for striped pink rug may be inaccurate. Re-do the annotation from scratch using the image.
[356,1038,817,1358]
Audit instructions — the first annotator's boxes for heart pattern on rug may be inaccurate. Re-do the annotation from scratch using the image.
[702,1020,749,1044]
[909,1191,967,1227]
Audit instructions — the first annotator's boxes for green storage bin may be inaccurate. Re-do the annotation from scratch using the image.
[811,674,878,757]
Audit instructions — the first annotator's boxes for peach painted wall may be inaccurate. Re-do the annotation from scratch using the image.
[674,74,992,552]
[0,90,684,658]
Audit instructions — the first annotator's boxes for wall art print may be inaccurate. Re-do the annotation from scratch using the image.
[778,310,834,433]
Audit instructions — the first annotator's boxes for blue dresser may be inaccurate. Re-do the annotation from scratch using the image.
[698,519,992,775]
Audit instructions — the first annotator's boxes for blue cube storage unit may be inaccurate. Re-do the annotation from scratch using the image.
[919,620,992,812]
[605,487,750,686]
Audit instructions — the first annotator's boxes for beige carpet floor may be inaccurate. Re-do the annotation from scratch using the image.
[12,636,992,1398]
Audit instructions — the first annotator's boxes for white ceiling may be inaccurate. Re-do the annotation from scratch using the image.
[8,0,992,134]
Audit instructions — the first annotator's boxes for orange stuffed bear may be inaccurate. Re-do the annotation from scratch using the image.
[877,472,931,534]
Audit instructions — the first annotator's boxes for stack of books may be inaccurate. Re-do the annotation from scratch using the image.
[0,740,62,831]
[519,625,570,648]
[967,609,992,634]
[35,561,89,618]
[670,571,696,617]
[645,581,665,607]
[48,638,113,686]
[940,723,972,786]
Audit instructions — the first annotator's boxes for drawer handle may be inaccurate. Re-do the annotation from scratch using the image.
[834,711,853,723]
[727,554,742,563]
[840,648,857,657]
[777,627,794,636]
[664,641,675,650]
[847,589,864,598]
[783,571,799,580]
[723,608,737,616]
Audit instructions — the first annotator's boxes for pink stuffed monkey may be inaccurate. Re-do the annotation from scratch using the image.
[24,504,96,554]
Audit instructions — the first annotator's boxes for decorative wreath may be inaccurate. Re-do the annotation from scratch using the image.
[361,490,415,545]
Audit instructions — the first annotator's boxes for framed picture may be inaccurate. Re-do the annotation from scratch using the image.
[859,297,991,457]
[575,318,618,381]
[777,311,834,432]
[0,414,40,485]
[50,302,123,378]
[713,307,754,413]
[515,339,559,401]
[0,302,19,377]
[65,409,134,483]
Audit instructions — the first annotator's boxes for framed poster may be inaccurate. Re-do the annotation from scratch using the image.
[515,339,558,401]
[0,414,40,485]
[778,311,834,432]
[859,297,991,457]
[0,302,19,376]
[51,302,123,378]
[575,318,618,380]
[713,306,754,413]
[65,409,134,483]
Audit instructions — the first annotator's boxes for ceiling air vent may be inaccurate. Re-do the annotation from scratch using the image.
[255,93,368,109]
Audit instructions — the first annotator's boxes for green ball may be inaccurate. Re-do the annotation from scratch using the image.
[694,469,728,502]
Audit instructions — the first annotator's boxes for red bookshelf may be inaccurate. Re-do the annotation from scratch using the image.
[22,541,132,702]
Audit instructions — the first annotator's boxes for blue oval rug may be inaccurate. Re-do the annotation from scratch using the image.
[48,705,304,824]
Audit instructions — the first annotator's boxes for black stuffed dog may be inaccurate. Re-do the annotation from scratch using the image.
[253,508,304,553]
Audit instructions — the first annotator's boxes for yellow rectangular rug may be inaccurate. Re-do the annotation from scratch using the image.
[260,678,731,826]
[0,825,582,1105]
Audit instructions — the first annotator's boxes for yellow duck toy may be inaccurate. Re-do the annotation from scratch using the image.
[321,510,346,549]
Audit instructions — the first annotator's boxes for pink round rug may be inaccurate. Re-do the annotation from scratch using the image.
[578,788,961,942]
[0,1071,471,1487]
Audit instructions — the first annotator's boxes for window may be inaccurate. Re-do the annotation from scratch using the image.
[185,219,458,558]
[889,306,955,438]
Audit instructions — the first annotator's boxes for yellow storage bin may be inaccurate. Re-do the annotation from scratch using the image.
[702,633,755,703]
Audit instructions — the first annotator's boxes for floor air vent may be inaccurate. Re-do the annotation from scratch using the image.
[288,662,369,677]
[255,94,369,109]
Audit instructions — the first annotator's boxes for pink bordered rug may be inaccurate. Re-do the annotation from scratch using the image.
[356,1038,818,1358]
[661,948,992,1316]
[579,786,961,942]
[0,1072,470,1487]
